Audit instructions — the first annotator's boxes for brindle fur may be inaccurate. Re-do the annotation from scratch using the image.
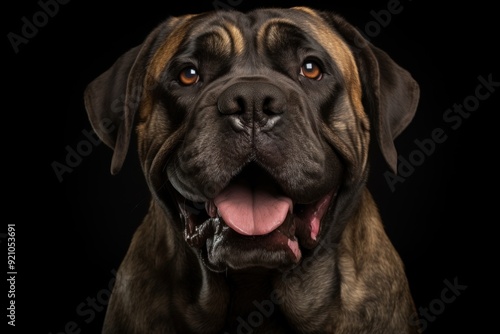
[84,7,420,334]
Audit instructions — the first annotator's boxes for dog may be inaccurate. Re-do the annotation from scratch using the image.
[84,6,420,333]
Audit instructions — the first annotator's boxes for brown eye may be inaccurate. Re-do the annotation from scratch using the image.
[300,61,323,80]
[179,67,199,85]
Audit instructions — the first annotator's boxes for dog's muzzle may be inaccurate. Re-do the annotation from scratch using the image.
[171,80,340,271]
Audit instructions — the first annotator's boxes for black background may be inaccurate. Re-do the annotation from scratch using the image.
[5,0,498,333]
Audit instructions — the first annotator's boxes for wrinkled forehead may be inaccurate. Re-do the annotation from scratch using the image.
[148,7,357,80]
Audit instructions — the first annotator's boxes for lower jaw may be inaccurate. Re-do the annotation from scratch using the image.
[203,225,302,272]
[187,213,317,272]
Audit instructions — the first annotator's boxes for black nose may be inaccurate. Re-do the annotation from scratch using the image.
[217,81,285,131]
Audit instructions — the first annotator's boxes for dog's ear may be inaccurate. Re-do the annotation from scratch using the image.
[321,12,420,174]
[84,45,141,175]
[84,17,181,175]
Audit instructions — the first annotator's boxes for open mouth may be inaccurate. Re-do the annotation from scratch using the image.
[175,165,335,270]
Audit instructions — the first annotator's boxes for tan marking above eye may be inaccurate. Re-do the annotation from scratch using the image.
[256,18,296,52]
[225,23,244,55]
[148,14,198,81]
[300,61,323,80]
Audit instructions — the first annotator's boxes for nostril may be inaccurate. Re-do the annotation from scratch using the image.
[263,96,285,116]
[218,95,246,115]
[236,97,246,114]
[262,97,274,115]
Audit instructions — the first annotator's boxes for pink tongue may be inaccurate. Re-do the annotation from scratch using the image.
[214,179,292,236]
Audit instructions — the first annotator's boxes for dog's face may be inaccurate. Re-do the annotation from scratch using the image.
[84,7,419,271]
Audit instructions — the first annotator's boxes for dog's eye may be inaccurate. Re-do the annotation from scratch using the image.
[300,61,323,80]
[178,67,200,86]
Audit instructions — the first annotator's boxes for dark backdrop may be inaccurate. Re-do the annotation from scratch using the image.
[5,0,498,333]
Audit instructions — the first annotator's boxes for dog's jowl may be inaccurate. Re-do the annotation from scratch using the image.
[84,7,420,334]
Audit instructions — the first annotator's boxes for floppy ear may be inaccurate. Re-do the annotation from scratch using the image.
[321,12,420,174]
[84,45,141,175]
[83,19,176,175]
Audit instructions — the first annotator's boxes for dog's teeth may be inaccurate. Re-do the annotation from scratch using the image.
[214,218,224,235]
[205,201,217,218]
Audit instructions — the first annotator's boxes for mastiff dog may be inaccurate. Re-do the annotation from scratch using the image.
[84,6,420,334]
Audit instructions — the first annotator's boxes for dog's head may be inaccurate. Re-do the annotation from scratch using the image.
[84,7,419,271]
